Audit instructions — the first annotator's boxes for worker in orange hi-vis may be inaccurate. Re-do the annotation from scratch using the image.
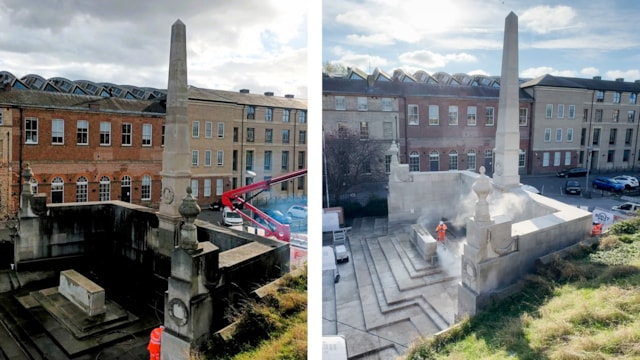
[435,221,448,243]
[147,325,164,360]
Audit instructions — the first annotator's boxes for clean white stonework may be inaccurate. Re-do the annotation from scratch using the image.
[58,269,106,317]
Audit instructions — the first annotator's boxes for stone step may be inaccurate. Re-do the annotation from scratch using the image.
[0,293,49,360]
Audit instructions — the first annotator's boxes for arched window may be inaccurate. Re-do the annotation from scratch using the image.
[121,175,132,203]
[409,151,420,172]
[51,177,64,203]
[99,176,111,201]
[449,150,458,170]
[76,176,88,202]
[519,149,526,168]
[141,175,151,200]
[429,151,440,171]
[467,150,476,170]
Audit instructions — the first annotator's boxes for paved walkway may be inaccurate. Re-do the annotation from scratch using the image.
[324,217,460,359]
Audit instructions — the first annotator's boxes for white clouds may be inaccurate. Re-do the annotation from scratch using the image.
[604,70,640,82]
[520,66,577,79]
[399,50,477,69]
[345,33,395,47]
[519,5,578,34]
[580,67,600,78]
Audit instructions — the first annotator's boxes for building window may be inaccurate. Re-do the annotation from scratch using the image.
[554,152,561,166]
[467,150,476,170]
[100,121,111,145]
[192,121,200,138]
[385,154,392,173]
[122,123,132,146]
[485,107,495,126]
[409,151,420,171]
[141,175,152,200]
[99,176,110,201]
[467,106,477,126]
[282,129,290,144]
[357,97,368,111]
[408,104,419,125]
[265,108,273,121]
[298,151,305,169]
[555,128,563,142]
[614,92,621,103]
[359,122,369,139]
[76,176,88,202]
[581,128,586,145]
[204,179,211,197]
[544,128,551,142]
[564,151,571,166]
[204,150,212,167]
[624,149,631,162]
[613,109,620,122]
[233,127,238,142]
[192,150,199,166]
[280,178,288,191]
[629,110,636,123]
[382,98,392,111]
[232,150,238,171]
[264,150,272,170]
[625,129,633,145]
[246,150,254,170]
[567,128,574,142]
[161,125,165,146]
[298,111,306,123]
[583,109,589,122]
[519,149,526,168]
[216,178,223,196]
[299,130,306,144]
[449,150,458,170]
[265,128,273,143]
[593,128,601,145]
[596,91,604,102]
[247,106,255,119]
[337,123,348,138]
[546,104,553,118]
[52,119,64,144]
[76,120,88,145]
[335,96,345,110]
[448,106,458,125]
[0,111,2,125]
[204,121,212,138]
[142,124,152,146]
[609,128,617,145]
[51,176,64,204]
[557,104,565,118]
[568,105,575,119]
[595,109,603,122]
[519,108,528,126]
[217,150,224,166]
[607,150,615,163]
[281,151,289,171]
[246,127,255,142]
[542,152,550,167]
[191,179,199,197]
[216,122,224,139]
[298,177,305,190]
[282,109,290,122]
[24,117,38,144]
[631,93,637,104]
[429,105,439,125]
[431,151,440,171]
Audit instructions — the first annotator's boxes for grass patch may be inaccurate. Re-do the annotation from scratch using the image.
[402,218,640,360]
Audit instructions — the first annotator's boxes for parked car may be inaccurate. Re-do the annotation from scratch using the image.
[556,167,588,178]
[287,204,308,218]
[564,180,582,195]
[592,177,624,192]
[222,207,244,226]
[612,202,640,216]
[264,209,292,224]
[612,175,639,189]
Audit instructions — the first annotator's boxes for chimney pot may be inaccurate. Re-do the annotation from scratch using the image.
[285,94,294,98]
[239,89,250,93]
[264,91,274,96]
[593,76,602,80]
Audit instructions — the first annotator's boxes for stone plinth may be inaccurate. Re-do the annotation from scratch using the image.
[410,224,437,262]
[58,269,106,317]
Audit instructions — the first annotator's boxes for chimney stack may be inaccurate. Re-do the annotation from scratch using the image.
[285,94,294,99]
[239,89,250,93]
[593,76,602,80]
[264,91,274,96]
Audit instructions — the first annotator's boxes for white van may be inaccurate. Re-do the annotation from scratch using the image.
[222,207,244,226]
[612,202,640,216]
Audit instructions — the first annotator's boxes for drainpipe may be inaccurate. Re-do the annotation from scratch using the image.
[18,106,23,210]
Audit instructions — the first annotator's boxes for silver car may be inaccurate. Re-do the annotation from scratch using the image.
[612,175,639,189]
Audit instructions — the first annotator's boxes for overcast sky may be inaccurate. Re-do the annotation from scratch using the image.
[323,0,640,81]
[0,0,308,98]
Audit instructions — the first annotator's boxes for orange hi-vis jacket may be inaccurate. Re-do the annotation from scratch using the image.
[435,223,448,241]
[148,326,164,359]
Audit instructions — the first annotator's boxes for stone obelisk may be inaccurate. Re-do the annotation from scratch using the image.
[492,11,520,190]
[157,19,192,254]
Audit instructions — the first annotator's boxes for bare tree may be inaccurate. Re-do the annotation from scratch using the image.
[323,128,388,206]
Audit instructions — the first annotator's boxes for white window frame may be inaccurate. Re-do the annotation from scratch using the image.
[76,176,88,202]
[567,128,574,142]
[429,105,439,125]
[204,179,211,197]
[448,106,458,125]
[122,123,132,146]
[557,104,565,118]
[555,128,563,142]
[217,122,224,138]
[485,107,495,126]
[408,104,419,125]
[52,118,64,145]
[543,152,550,167]
[25,117,38,144]
[205,121,213,138]
[192,121,200,138]
[141,175,151,200]
[216,178,223,196]
[204,150,212,167]
[519,108,528,126]
[546,104,553,118]
[217,150,224,166]
[544,128,551,142]
[265,108,273,121]
[282,109,290,122]
[192,150,199,166]
[99,176,111,201]
[467,106,477,126]
[335,96,345,110]
[191,179,199,198]
[568,105,576,119]
[564,151,571,166]
[142,124,152,146]
[382,98,392,111]
[100,121,111,146]
[554,152,561,166]
[357,97,368,111]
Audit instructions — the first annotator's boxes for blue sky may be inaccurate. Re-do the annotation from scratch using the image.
[0,0,307,98]
[322,0,640,81]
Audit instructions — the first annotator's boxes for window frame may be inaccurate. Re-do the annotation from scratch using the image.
[52,118,64,145]
[142,124,152,146]
[25,117,38,144]
[99,121,111,146]
[122,123,132,146]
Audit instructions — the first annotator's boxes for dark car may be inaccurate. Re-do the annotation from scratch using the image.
[592,177,624,192]
[564,180,582,195]
[209,197,245,211]
[557,167,588,178]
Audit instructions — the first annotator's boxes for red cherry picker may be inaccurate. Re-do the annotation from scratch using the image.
[220,169,307,242]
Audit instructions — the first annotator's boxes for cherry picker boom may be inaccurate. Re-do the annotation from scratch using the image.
[220,169,307,242]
